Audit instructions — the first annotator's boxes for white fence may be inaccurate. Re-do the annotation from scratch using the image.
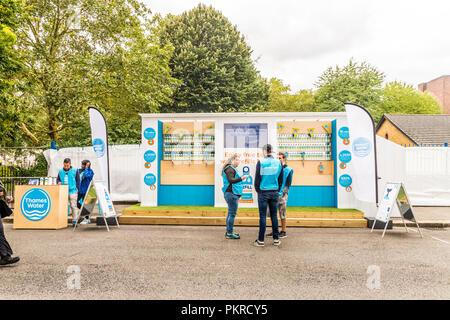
[404,147,450,206]
[44,145,142,201]
[44,141,450,206]
[376,137,450,206]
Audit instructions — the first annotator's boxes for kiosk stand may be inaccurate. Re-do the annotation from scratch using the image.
[13,185,69,229]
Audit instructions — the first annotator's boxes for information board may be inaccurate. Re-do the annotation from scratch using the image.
[372,182,422,238]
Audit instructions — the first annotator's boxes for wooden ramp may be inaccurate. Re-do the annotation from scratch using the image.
[119,207,367,228]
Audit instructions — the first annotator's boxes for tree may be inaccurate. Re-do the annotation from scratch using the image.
[314,59,384,113]
[15,0,178,146]
[268,78,316,112]
[373,81,442,122]
[157,4,269,113]
[0,0,25,146]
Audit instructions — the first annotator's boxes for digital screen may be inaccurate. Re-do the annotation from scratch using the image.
[224,123,268,148]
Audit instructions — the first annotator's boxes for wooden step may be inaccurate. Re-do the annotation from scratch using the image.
[119,215,367,228]
[122,209,364,219]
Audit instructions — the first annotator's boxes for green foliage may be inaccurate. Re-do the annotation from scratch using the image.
[15,0,178,146]
[314,58,384,112]
[374,81,442,122]
[0,0,26,146]
[268,78,316,112]
[157,4,269,113]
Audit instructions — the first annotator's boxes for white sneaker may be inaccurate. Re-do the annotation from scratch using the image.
[273,239,281,246]
[253,240,265,247]
[80,218,91,225]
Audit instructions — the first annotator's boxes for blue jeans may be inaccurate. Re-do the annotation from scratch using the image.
[257,191,279,242]
[224,192,239,235]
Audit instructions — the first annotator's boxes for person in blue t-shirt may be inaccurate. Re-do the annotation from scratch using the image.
[253,144,283,247]
[76,160,94,225]
[57,158,80,224]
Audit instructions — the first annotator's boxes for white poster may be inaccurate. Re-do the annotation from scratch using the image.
[344,103,378,204]
[89,107,110,191]
[94,181,117,218]
[375,183,401,222]
[215,123,270,208]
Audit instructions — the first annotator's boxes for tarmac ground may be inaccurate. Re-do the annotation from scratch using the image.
[0,223,449,300]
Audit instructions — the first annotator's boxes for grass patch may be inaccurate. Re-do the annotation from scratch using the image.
[125,204,361,213]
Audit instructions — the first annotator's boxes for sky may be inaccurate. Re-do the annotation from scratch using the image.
[144,0,450,92]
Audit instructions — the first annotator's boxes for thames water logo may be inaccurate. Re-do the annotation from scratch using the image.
[352,137,372,157]
[21,189,51,221]
[93,138,105,158]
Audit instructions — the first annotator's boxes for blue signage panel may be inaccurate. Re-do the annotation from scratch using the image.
[92,138,105,158]
[338,127,350,140]
[144,150,157,163]
[338,150,352,163]
[339,174,352,188]
[144,173,157,186]
[143,127,156,140]
[20,188,51,221]
[353,137,372,157]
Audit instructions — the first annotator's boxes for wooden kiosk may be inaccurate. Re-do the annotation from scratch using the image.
[13,185,69,229]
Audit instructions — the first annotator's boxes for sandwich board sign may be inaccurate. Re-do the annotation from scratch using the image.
[74,181,120,232]
[371,182,423,238]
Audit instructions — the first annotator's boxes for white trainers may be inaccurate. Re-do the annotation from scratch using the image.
[253,240,265,247]
[273,239,281,246]
[80,218,91,225]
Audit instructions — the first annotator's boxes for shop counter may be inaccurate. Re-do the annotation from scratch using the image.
[13,185,69,229]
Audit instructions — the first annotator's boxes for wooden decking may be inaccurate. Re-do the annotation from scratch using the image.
[119,208,367,228]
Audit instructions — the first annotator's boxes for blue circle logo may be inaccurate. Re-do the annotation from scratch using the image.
[338,150,352,163]
[21,188,51,221]
[143,128,156,140]
[144,173,157,186]
[338,127,349,139]
[144,150,156,163]
[339,174,352,188]
[242,166,250,173]
[353,137,372,157]
[93,138,105,158]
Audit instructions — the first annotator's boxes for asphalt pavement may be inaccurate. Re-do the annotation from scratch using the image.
[0,223,449,299]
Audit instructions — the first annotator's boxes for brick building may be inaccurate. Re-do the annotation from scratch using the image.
[376,114,450,147]
[418,75,450,114]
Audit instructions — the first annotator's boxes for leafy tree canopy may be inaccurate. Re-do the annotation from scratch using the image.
[268,78,316,112]
[314,58,384,113]
[15,0,178,147]
[157,4,269,113]
[374,81,442,122]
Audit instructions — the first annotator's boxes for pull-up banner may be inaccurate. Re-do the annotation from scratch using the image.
[344,103,378,204]
[89,107,110,192]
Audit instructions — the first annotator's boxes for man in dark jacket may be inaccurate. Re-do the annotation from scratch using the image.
[0,181,19,266]
[76,160,94,224]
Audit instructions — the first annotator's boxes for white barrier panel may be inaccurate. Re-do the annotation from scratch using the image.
[45,142,450,206]
[405,147,450,206]
[44,145,142,201]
